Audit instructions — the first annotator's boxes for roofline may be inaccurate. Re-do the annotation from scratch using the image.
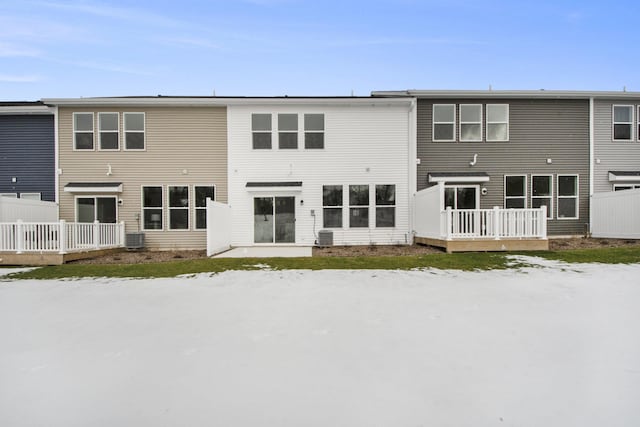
[42,96,415,107]
[371,90,640,99]
[0,102,53,115]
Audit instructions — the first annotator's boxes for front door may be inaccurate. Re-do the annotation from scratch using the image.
[254,196,295,244]
[77,196,117,223]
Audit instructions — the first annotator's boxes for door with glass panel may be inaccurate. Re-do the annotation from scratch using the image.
[76,197,117,246]
[254,196,295,243]
[444,186,479,236]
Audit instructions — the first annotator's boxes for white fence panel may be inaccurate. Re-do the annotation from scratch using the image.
[206,200,232,256]
[444,207,547,240]
[0,197,57,222]
[592,190,640,238]
[414,184,444,239]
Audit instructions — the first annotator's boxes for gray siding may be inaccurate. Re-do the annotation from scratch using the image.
[417,99,590,235]
[593,98,640,193]
[0,115,55,201]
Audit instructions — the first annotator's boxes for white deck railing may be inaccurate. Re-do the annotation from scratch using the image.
[441,207,547,240]
[0,220,125,254]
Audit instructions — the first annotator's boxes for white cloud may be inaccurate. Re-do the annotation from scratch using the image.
[0,42,42,57]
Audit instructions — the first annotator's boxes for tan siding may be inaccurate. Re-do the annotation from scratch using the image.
[58,106,227,249]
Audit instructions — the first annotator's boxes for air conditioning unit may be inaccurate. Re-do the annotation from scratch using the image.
[125,232,145,250]
[317,230,333,246]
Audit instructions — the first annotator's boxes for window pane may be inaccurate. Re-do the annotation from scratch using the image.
[433,105,454,122]
[614,124,631,140]
[506,198,525,208]
[252,114,271,131]
[487,123,507,141]
[558,176,577,196]
[487,105,507,122]
[77,198,95,223]
[349,185,369,206]
[460,124,481,141]
[125,113,144,131]
[126,132,144,149]
[444,188,455,208]
[614,106,632,122]
[254,197,274,243]
[74,113,93,131]
[558,198,577,218]
[195,186,215,207]
[100,132,118,149]
[196,210,207,229]
[323,185,342,206]
[349,207,369,227]
[143,187,162,207]
[170,209,188,229]
[97,198,117,223]
[278,114,297,131]
[279,133,298,149]
[304,114,324,131]
[75,133,93,149]
[323,208,342,228]
[532,176,551,196]
[144,209,163,229]
[305,133,324,149]
[457,187,476,209]
[460,105,481,122]
[531,198,552,217]
[375,185,395,205]
[169,186,189,207]
[506,176,525,197]
[253,133,272,149]
[434,124,454,140]
[376,207,395,227]
[99,113,118,131]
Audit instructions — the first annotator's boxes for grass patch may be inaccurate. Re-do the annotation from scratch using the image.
[8,252,510,280]
[525,246,640,264]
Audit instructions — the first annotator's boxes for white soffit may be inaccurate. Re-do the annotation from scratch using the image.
[64,182,123,193]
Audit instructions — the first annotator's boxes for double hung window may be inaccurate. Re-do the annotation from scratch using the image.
[99,112,119,150]
[143,186,163,230]
[73,112,94,150]
[432,104,455,141]
[194,186,215,229]
[459,104,482,142]
[278,114,298,149]
[252,114,272,149]
[557,175,578,219]
[168,186,189,230]
[124,113,145,150]
[322,185,343,228]
[486,104,509,141]
[305,114,324,149]
[531,175,552,218]
[505,175,526,208]
[613,105,633,141]
[375,185,395,227]
[349,185,369,227]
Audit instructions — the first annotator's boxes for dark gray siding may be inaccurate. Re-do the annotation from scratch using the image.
[417,99,590,235]
[0,115,55,201]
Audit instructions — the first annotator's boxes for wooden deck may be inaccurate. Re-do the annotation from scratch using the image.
[415,237,549,253]
[0,248,123,266]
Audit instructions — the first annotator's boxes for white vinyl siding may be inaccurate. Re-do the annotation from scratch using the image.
[432,104,455,142]
[486,104,509,141]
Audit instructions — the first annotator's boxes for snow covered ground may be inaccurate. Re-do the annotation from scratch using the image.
[1,258,639,427]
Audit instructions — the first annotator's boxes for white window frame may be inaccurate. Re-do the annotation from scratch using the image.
[504,175,527,209]
[322,184,344,229]
[348,184,370,228]
[141,185,164,231]
[277,113,298,150]
[531,174,553,219]
[486,104,509,142]
[193,184,216,230]
[19,192,42,200]
[375,184,396,228]
[459,104,482,142]
[444,185,480,209]
[613,184,640,191]
[167,185,190,231]
[557,174,579,220]
[612,105,634,142]
[251,113,273,149]
[74,195,118,223]
[73,112,94,151]
[637,106,640,141]
[432,104,456,142]
[304,113,325,149]
[0,193,18,198]
[124,112,146,151]
[98,112,120,151]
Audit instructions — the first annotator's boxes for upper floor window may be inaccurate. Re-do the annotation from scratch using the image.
[531,175,552,219]
[433,104,455,142]
[322,185,343,228]
[557,175,578,219]
[349,185,369,227]
[459,104,482,142]
[194,185,215,230]
[73,112,94,150]
[252,113,272,149]
[375,184,395,227]
[612,105,633,141]
[278,114,298,149]
[124,112,145,150]
[505,175,526,208]
[98,112,119,150]
[486,104,509,141]
[305,114,324,149]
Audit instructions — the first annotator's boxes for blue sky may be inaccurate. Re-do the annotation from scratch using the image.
[1,0,639,100]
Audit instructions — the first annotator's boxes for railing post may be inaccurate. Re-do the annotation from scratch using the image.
[119,221,126,247]
[445,206,452,240]
[93,220,100,249]
[16,220,24,254]
[59,220,67,254]
[540,206,547,238]
[493,206,500,240]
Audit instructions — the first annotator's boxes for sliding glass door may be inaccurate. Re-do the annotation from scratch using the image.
[254,196,295,243]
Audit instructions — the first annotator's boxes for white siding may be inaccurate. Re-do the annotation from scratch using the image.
[228,101,414,246]
[593,99,640,193]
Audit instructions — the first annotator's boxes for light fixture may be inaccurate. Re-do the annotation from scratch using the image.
[11,177,17,183]
[546,158,553,164]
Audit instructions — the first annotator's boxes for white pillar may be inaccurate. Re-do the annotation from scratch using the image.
[445,206,452,240]
[493,206,500,240]
[119,221,126,247]
[93,220,100,249]
[16,220,24,254]
[59,220,67,254]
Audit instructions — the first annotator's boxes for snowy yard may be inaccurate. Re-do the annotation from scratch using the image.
[1,258,639,427]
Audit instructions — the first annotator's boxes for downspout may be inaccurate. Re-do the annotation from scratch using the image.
[408,98,417,244]
[53,105,60,215]
[589,97,594,235]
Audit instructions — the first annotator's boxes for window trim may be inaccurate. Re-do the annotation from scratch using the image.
[459,104,483,142]
[141,185,164,231]
[277,113,299,150]
[348,184,370,228]
[432,104,456,142]
[304,113,325,149]
[443,184,480,209]
[167,184,190,231]
[0,193,18,198]
[73,112,95,151]
[322,184,344,229]
[74,195,118,223]
[557,174,579,220]
[19,192,42,200]
[193,184,216,230]
[124,112,146,151]
[251,113,273,150]
[612,105,634,142]
[375,184,396,228]
[637,106,640,141]
[531,174,553,219]
[504,175,527,209]
[98,112,120,151]
[486,104,509,142]
[613,183,640,191]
